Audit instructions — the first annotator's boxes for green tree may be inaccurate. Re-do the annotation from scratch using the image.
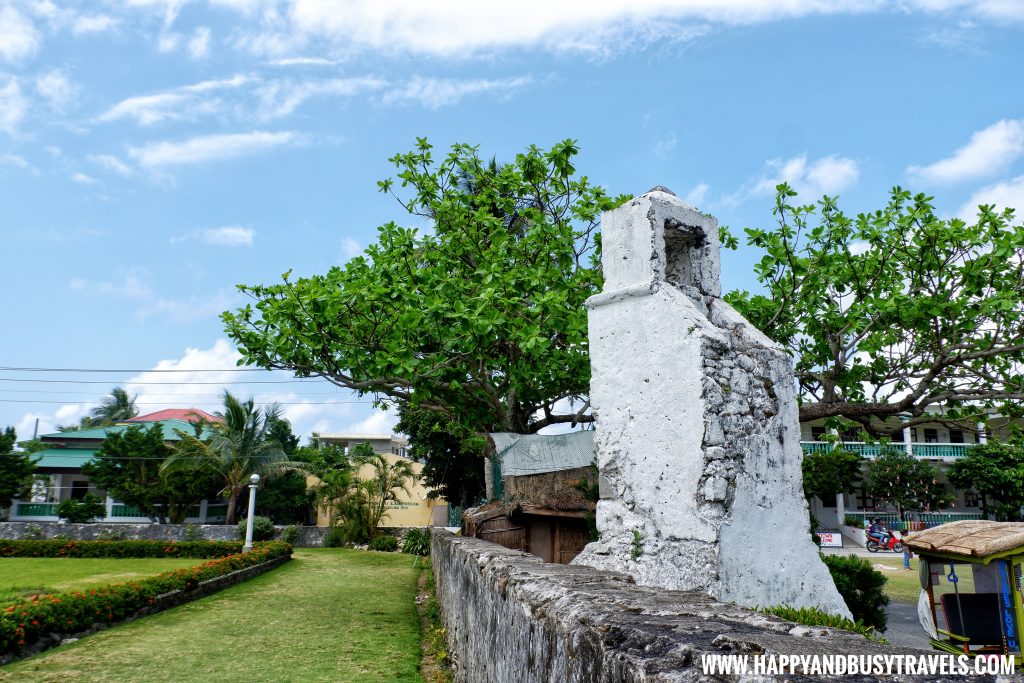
[866,449,953,520]
[55,493,105,523]
[355,445,417,540]
[726,186,1024,437]
[83,424,219,523]
[251,471,313,524]
[266,409,299,455]
[223,139,628,435]
[90,387,139,425]
[802,448,863,504]
[948,442,1024,520]
[0,427,37,511]
[395,406,486,509]
[164,392,297,524]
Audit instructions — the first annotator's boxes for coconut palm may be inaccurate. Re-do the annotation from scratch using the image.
[355,447,417,540]
[164,391,300,524]
[91,388,139,425]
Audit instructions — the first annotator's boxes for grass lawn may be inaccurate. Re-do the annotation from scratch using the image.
[0,549,423,683]
[870,557,976,604]
[0,558,205,603]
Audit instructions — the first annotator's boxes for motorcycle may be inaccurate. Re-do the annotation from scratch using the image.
[866,529,903,553]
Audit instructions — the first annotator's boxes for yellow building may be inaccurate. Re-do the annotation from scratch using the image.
[311,433,448,528]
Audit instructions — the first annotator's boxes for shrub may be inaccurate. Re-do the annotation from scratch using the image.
[280,524,300,544]
[369,535,398,552]
[821,554,889,630]
[843,515,865,529]
[323,528,345,548]
[401,528,430,556]
[21,524,44,540]
[183,523,201,541]
[55,494,106,523]
[236,516,275,542]
[0,541,292,655]
[759,605,883,641]
[0,540,245,559]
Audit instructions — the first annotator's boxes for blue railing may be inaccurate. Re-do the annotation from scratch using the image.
[801,442,976,459]
[15,502,57,517]
[843,511,983,531]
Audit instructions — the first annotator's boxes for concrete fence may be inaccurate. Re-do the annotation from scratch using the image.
[430,530,943,682]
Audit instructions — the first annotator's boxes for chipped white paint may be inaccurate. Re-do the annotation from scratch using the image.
[573,188,851,618]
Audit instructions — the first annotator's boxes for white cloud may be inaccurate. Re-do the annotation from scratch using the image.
[0,6,40,62]
[89,153,134,177]
[751,154,859,198]
[72,14,119,35]
[908,119,1024,184]
[97,74,253,125]
[256,76,386,119]
[120,339,360,440]
[684,182,709,207]
[70,270,153,301]
[173,225,255,247]
[71,171,98,185]
[0,75,27,133]
[128,130,299,168]
[654,131,678,159]
[35,69,76,111]
[188,26,211,59]
[958,174,1024,219]
[380,75,532,109]
[267,56,339,67]
[341,237,361,260]
[135,290,237,323]
[341,409,398,436]
[0,153,29,169]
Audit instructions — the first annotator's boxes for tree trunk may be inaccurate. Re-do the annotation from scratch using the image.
[226,490,239,525]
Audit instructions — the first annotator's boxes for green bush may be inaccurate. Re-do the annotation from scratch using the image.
[821,554,889,630]
[369,535,398,552]
[280,524,300,544]
[759,605,883,641]
[843,515,865,529]
[236,516,275,541]
[183,523,201,541]
[55,494,106,523]
[0,540,245,559]
[401,528,430,556]
[322,528,345,548]
[0,541,292,655]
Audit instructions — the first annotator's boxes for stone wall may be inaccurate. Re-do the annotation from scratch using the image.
[432,530,955,683]
[0,521,331,546]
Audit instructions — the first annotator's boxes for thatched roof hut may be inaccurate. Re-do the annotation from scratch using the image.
[905,520,1024,560]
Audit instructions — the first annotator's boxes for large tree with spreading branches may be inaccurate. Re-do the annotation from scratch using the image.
[726,185,1024,437]
[224,139,627,434]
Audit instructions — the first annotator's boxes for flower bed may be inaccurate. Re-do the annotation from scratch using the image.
[0,539,245,559]
[0,541,292,655]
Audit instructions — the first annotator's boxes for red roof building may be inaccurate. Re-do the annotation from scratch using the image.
[125,408,220,424]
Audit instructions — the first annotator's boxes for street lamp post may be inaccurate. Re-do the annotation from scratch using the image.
[243,473,260,553]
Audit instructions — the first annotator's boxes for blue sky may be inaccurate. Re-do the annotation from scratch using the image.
[1,0,1023,442]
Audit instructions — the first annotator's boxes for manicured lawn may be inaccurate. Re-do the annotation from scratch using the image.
[871,558,976,603]
[0,558,205,603]
[0,549,423,682]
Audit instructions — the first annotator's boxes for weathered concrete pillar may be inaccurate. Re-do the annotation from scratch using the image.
[573,187,851,618]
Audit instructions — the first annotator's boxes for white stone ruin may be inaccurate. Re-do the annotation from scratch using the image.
[573,187,851,618]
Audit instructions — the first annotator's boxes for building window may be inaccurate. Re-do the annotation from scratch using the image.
[811,426,826,441]
[924,428,939,443]
[70,481,89,500]
[857,486,874,510]
[949,429,964,444]
[964,490,979,507]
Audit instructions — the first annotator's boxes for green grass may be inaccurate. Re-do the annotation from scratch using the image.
[0,558,205,603]
[870,558,977,604]
[0,549,423,683]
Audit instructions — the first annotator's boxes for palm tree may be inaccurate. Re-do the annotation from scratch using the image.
[355,446,417,540]
[163,391,299,524]
[91,388,139,425]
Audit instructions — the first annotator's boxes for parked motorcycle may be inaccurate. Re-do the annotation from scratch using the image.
[866,529,903,553]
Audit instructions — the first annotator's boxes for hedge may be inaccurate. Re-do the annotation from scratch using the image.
[0,540,244,559]
[0,541,292,654]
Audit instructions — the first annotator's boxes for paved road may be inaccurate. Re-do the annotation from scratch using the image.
[885,600,932,651]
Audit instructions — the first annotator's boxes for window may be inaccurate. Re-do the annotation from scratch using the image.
[964,491,979,507]
[70,481,89,500]
[857,487,874,510]
[811,426,826,441]
[949,429,964,444]
[924,428,939,443]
